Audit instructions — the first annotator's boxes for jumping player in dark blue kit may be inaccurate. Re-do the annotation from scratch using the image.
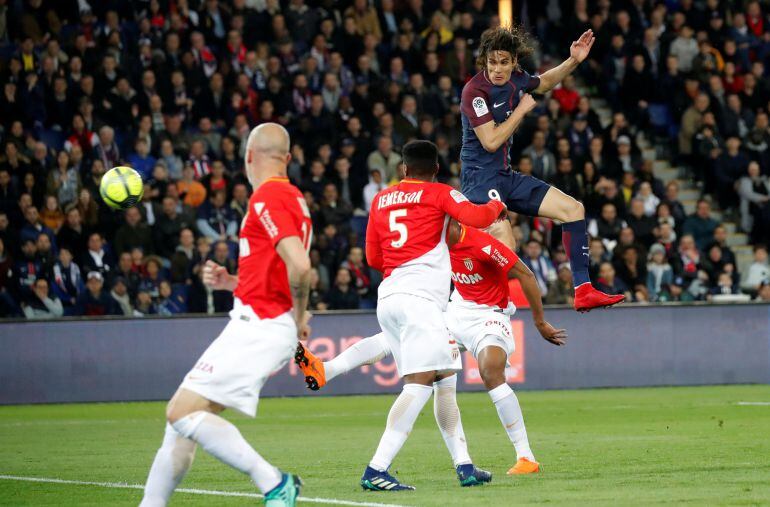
[460,26,624,312]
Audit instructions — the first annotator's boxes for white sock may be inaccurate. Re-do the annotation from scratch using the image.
[488,384,535,461]
[369,383,433,471]
[140,423,196,507]
[171,411,282,493]
[325,334,389,381]
[433,375,472,467]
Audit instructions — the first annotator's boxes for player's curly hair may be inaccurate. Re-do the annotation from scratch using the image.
[476,25,534,68]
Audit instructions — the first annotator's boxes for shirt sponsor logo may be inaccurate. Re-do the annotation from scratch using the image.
[253,202,265,215]
[259,210,279,238]
[482,244,509,267]
[377,189,423,209]
[451,271,483,284]
[472,96,489,117]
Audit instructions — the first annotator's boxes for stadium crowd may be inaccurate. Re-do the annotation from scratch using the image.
[1,0,770,319]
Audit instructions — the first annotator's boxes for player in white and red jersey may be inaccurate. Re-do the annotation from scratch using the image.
[140,124,311,507]
[296,219,566,479]
[358,140,505,491]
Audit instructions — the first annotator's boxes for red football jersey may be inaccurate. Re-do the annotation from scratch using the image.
[449,225,519,309]
[234,177,312,319]
[366,179,505,306]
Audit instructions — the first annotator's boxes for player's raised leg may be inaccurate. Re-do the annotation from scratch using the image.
[433,373,492,486]
[537,186,625,312]
[476,344,540,474]
[295,334,390,390]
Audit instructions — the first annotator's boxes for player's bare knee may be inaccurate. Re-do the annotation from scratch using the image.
[404,371,437,386]
[478,365,505,391]
[563,199,584,222]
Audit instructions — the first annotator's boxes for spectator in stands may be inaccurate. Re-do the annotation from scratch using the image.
[22,278,63,319]
[308,267,328,311]
[341,246,372,302]
[40,195,64,233]
[81,232,114,279]
[595,261,630,299]
[636,182,660,217]
[646,244,674,302]
[367,135,401,184]
[74,271,117,316]
[363,169,386,212]
[521,239,554,298]
[47,150,81,208]
[626,198,657,248]
[615,245,648,302]
[738,160,770,239]
[114,252,140,298]
[159,139,184,181]
[550,158,583,201]
[664,181,687,227]
[20,205,56,247]
[177,165,208,208]
[658,276,695,302]
[683,199,719,250]
[741,245,769,293]
[714,136,749,210]
[156,280,186,315]
[50,247,82,315]
[110,277,134,317]
[134,290,157,316]
[327,267,360,310]
[94,126,120,170]
[128,138,157,180]
[138,256,165,302]
[545,263,574,306]
[56,207,87,262]
[196,189,237,245]
[708,271,741,298]
[114,207,154,256]
[154,197,194,259]
[320,182,353,229]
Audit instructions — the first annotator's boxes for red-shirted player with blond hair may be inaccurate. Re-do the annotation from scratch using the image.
[349,140,507,491]
[296,219,566,479]
[140,123,310,507]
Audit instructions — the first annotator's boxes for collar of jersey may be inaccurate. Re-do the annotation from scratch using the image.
[401,178,425,184]
[264,177,289,184]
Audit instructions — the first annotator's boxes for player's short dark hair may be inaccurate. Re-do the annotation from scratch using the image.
[477,25,534,68]
[402,140,438,178]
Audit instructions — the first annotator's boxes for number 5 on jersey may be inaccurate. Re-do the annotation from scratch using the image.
[389,209,408,248]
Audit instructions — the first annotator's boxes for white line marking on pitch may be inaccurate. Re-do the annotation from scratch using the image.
[737,401,770,406]
[0,475,410,507]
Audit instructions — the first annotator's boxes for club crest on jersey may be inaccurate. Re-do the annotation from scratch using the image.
[472,96,488,117]
[464,258,474,271]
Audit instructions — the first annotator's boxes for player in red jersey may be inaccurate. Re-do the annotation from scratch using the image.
[459,25,624,312]
[359,140,506,491]
[140,124,310,507]
[296,219,566,478]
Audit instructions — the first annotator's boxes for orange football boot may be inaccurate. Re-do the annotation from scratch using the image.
[294,343,326,390]
[507,457,540,475]
[573,282,625,313]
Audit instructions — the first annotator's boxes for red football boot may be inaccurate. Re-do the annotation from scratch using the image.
[573,282,625,313]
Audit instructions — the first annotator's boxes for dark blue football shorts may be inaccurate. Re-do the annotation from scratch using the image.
[460,168,551,217]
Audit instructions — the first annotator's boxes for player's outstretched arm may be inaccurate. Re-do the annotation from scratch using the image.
[202,260,238,291]
[277,236,312,340]
[533,29,595,93]
[508,259,567,346]
[440,189,507,229]
[473,94,537,153]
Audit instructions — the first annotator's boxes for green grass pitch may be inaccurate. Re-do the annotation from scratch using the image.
[1,385,770,506]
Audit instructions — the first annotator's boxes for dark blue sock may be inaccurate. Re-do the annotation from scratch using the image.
[562,220,590,287]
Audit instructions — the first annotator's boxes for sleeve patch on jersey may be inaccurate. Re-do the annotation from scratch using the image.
[449,189,469,203]
[472,96,489,117]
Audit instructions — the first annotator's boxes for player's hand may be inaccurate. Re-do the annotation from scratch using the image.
[516,93,537,115]
[570,29,596,63]
[535,320,567,346]
[297,310,312,341]
[202,260,229,289]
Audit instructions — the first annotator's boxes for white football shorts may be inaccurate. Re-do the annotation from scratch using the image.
[179,299,296,417]
[377,293,462,377]
[444,300,515,359]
